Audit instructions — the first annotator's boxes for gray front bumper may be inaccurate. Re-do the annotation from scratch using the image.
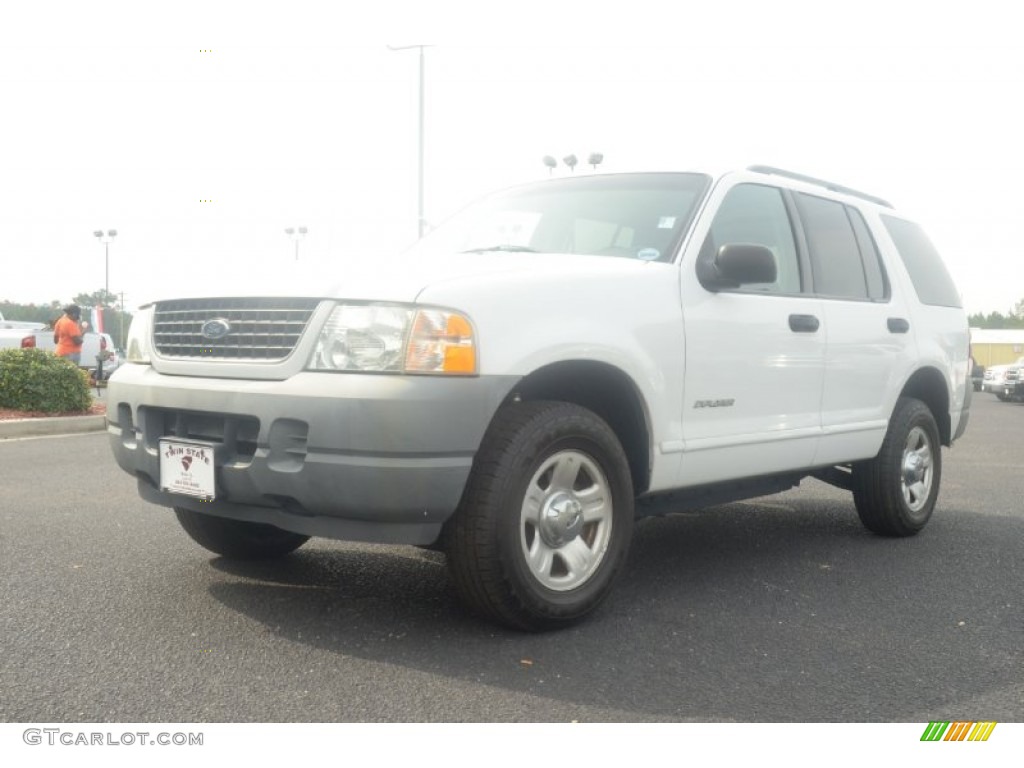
[107,365,518,545]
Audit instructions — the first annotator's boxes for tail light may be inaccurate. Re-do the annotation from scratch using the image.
[20,335,35,349]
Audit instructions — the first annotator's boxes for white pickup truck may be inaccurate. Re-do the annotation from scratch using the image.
[0,322,112,377]
[0,320,48,349]
[107,166,971,629]
[984,356,1024,401]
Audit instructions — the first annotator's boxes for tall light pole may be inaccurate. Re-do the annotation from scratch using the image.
[285,226,308,260]
[119,291,126,351]
[92,229,117,300]
[388,44,430,238]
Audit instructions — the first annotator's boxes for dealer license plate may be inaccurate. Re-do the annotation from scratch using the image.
[159,439,217,500]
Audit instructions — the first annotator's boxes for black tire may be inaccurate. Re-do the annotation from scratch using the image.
[174,507,309,560]
[445,401,634,631]
[995,392,1009,402]
[852,397,941,537]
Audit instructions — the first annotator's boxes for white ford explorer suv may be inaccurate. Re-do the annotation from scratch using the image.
[107,166,971,630]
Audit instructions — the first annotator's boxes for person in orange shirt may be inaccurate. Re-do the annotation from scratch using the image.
[53,304,85,364]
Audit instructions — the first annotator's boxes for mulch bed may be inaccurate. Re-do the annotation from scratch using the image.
[0,402,106,421]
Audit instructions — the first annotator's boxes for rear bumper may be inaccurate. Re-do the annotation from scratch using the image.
[107,364,518,544]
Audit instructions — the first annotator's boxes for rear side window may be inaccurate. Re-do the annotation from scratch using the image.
[796,193,869,299]
[881,216,962,308]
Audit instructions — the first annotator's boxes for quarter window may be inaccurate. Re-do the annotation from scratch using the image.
[882,215,962,307]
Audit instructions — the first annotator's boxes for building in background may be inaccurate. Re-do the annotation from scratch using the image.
[970,328,1024,367]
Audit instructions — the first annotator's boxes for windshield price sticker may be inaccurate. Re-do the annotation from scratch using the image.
[159,440,216,499]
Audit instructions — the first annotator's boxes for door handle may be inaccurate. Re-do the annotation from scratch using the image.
[887,317,910,334]
[789,314,820,333]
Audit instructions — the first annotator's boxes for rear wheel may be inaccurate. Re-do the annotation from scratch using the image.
[446,401,634,630]
[174,507,310,559]
[852,397,941,536]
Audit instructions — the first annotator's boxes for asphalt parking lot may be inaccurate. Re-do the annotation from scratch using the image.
[1,394,1021,722]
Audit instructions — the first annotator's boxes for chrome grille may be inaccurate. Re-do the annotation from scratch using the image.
[153,298,320,360]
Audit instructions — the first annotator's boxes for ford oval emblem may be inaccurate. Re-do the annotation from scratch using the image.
[200,318,232,340]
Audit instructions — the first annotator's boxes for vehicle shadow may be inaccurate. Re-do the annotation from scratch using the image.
[205,497,1024,722]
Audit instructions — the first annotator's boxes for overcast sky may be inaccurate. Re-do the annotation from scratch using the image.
[2,0,1022,315]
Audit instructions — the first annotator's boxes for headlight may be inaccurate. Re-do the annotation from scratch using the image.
[125,305,154,364]
[308,304,476,375]
[309,305,409,372]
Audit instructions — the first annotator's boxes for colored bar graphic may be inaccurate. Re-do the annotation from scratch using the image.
[970,722,997,741]
[945,722,970,741]
[921,721,997,742]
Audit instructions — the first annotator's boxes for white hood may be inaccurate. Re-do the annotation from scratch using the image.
[155,251,659,305]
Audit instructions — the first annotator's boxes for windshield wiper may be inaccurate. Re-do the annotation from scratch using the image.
[461,244,539,254]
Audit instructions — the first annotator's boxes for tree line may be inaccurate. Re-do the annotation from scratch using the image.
[967,298,1024,329]
[1,290,133,350]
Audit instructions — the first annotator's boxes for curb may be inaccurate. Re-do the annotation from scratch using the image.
[0,414,107,439]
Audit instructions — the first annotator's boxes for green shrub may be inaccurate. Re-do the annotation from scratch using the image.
[0,348,92,413]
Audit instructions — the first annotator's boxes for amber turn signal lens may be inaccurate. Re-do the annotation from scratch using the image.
[405,310,477,374]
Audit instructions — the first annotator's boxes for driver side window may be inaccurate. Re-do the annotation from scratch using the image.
[701,184,801,294]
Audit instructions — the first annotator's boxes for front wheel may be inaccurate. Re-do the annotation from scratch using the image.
[445,401,634,631]
[852,397,941,537]
[174,508,310,560]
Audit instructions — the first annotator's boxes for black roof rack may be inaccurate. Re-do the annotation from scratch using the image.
[747,165,893,208]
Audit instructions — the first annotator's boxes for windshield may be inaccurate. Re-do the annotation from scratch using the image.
[407,172,712,263]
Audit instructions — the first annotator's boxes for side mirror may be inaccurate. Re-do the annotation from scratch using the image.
[699,243,777,290]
